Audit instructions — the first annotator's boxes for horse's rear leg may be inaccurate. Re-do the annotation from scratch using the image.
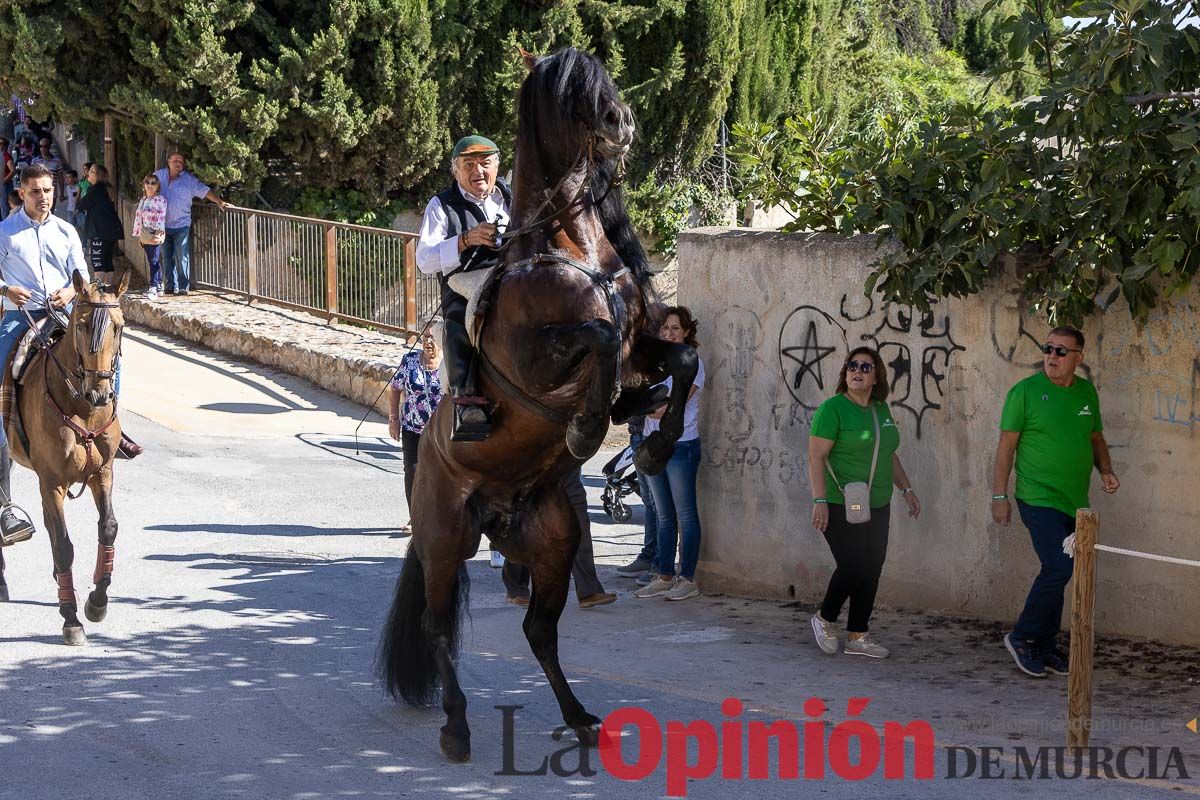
[527,320,620,460]
[40,483,84,645]
[523,487,602,744]
[84,469,116,623]
[423,556,472,762]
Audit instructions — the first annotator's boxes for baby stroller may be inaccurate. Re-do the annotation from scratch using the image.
[601,444,641,523]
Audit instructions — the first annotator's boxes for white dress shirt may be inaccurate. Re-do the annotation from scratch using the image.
[0,208,89,311]
[415,183,511,275]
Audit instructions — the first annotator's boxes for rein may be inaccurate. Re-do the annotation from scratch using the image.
[470,132,633,426]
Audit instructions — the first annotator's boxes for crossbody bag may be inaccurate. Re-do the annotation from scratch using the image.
[826,403,880,524]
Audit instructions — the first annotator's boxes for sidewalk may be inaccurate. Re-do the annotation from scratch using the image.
[122,290,408,417]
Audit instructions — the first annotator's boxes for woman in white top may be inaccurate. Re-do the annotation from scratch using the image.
[635,307,705,602]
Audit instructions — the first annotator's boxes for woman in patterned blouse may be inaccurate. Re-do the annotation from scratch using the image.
[132,174,168,299]
[389,319,445,518]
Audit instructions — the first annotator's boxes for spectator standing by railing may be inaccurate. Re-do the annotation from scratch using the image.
[154,152,228,296]
[61,170,79,226]
[132,174,167,299]
[76,164,123,287]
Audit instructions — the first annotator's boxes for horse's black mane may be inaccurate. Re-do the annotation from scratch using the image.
[518,47,653,290]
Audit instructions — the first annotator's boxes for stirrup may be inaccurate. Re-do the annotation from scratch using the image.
[451,398,493,442]
[0,504,36,547]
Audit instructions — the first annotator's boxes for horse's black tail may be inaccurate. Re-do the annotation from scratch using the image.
[376,551,470,707]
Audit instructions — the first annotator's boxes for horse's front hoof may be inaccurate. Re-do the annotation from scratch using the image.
[440,730,471,763]
[573,722,609,748]
[634,433,674,476]
[566,416,605,461]
[84,597,108,623]
[63,625,87,646]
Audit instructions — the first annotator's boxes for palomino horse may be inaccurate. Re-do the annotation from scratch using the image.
[377,48,698,761]
[0,271,126,645]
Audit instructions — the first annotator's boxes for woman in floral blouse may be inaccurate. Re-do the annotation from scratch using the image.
[132,173,168,299]
[388,319,445,518]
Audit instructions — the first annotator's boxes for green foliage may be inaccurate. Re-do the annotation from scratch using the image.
[0,0,1022,227]
[732,0,1200,323]
[625,177,734,258]
[291,187,407,229]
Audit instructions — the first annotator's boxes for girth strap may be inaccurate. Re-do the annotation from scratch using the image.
[478,352,570,425]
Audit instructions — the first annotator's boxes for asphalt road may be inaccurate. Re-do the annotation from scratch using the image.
[1,325,1196,799]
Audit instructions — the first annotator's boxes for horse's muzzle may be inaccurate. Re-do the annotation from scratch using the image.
[85,389,113,408]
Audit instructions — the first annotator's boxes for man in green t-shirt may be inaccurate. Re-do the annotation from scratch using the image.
[991,326,1120,679]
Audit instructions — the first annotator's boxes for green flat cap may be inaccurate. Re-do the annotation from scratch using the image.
[451,135,500,160]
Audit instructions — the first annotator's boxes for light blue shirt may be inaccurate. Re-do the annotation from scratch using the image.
[154,168,211,229]
[0,208,89,311]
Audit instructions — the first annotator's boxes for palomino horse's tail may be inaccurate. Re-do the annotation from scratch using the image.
[376,550,470,706]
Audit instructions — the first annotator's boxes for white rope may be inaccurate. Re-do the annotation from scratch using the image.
[1062,533,1200,568]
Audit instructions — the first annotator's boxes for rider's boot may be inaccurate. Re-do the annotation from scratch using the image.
[116,432,144,460]
[0,442,35,547]
[443,307,493,442]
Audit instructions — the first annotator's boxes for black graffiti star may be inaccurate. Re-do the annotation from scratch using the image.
[782,320,837,392]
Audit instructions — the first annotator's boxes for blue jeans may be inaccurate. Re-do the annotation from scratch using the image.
[161,225,191,291]
[631,434,658,563]
[142,243,162,289]
[1011,500,1077,650]
[0,308,122,447]
[645,437,702,580]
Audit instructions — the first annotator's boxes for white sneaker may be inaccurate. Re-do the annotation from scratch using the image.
[844,634,889,659]
[810,614,839,655]
[664,577,700,601]
[490,550,505,568]
[634,575,676,598]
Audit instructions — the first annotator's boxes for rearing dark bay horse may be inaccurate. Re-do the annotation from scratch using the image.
[377,47,698,762]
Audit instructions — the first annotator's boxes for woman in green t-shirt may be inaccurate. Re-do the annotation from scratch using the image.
[805,346,921,659]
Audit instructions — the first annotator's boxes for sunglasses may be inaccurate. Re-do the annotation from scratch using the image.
[845,360,875,374]
[1040,343,1082,357]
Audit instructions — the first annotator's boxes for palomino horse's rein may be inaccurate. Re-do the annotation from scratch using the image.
[20,298,122,499]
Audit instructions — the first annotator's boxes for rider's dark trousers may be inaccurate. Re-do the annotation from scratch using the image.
[442,293,474,395]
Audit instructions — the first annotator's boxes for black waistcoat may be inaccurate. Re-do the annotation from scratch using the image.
[434,179,512,300]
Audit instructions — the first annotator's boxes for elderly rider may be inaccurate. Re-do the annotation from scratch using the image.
[415,135,511,441]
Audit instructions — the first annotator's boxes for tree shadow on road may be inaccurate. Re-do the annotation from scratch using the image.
[0,552,612,800]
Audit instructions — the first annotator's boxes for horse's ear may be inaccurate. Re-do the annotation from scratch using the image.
[116,268,130,297]
[516,45,537,72]
[72,270,85,294]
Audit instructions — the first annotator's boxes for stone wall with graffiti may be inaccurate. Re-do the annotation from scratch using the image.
[679,228,1200,644]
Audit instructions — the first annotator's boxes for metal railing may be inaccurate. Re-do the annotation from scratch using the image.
[193,204,441,335]
[120,199,440,336]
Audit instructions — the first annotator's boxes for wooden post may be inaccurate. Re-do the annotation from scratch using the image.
[324,226,338,323]
[1067,508,1099,750]
[245,213,258,300]
[103,114,117,188]
[403,237,418,331]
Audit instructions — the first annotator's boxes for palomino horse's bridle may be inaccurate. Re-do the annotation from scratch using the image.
[22,297,123,499]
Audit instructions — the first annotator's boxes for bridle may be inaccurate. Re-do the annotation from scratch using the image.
[25,296,123,499]
[22,298,122,402]
[492,130,626,257]
[474,127,633,422]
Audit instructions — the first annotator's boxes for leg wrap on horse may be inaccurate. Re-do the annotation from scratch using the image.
[56,572,76,608]
[93,544,115,585]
